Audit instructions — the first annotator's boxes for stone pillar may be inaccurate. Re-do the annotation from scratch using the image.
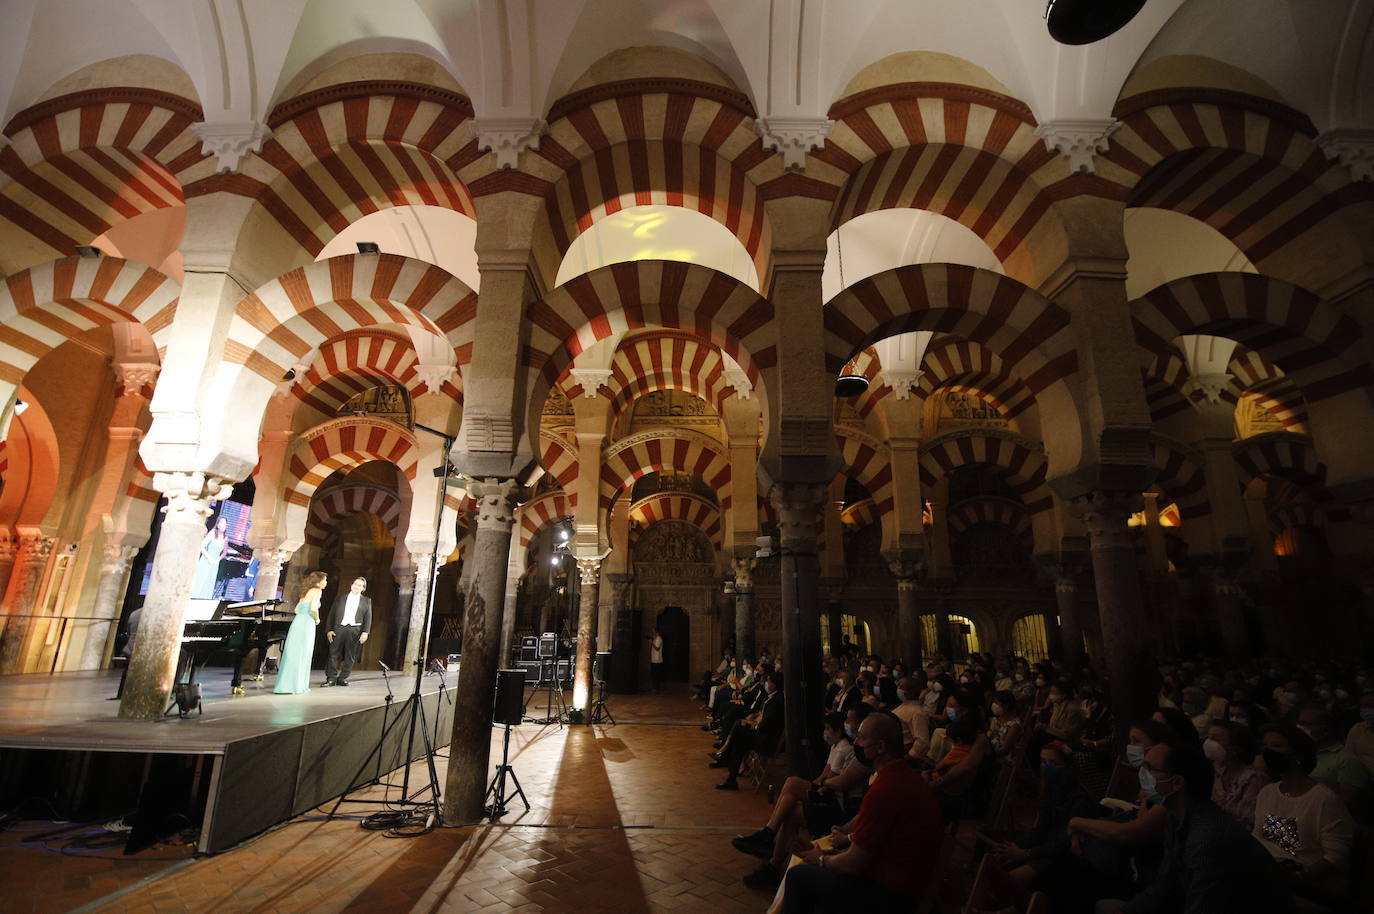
[933,588,955,661]
[253,546,292,604]
[404,551,435,674]
[0,534,17,616]
[823,579,844,658]
[606,573,634,688]
[391,563,417,668]
[771,482,828,777]
[886,556,922,666]
[78,543,140,670]
[1072,491,1154,745]
[719,586,736,655]
[120,473,232,719]
[500,527,524,665]
[571,556,601,716]
[1052,567,1087,672]
[444,478,521,825]
[0,533,57,674]
[1211,569,1249,659]
[731,555,756,661]
[1041,601,1064,665]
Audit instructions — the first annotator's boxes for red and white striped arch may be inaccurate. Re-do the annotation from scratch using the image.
[0,89,213,257]
[538,429,581,490]
[568,331,739,415]
[283,417,418,521]
[1149,436,1211,521]
[519,489,574,551]
[919,431,1052,514]
[201,84,477,257]
[840,497,880,531]
[1131,272,1373,404]
[527,80,775,277]
[0,256,179,390]
[599,429,730,515]
[304,483,405,547]
[1233,432,1326,493]
[920,337,1037,420]
[946,498,1031,542]
[628,492,722,547]
[1141,349,1192,423]
[824,265,1077,436]
[223,253,475,387]
[525,260,775,436]
[836,427,895,521]
[1108,92,1358,265]
[293,330,433,416]
[1229,347,1308,430]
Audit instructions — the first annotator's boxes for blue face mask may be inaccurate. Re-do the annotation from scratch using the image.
[843,723,856,740]
[1126,745,1147,768]
[1138,767,1162,804]
[946,707,960,721]
[1042,764,1065,782]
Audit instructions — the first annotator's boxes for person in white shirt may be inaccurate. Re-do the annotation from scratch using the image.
[324,576,372,687]
[891,677,931,758]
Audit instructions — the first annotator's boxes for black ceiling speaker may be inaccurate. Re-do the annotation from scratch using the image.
[1045,0,1147,45]
[834,374,870,398]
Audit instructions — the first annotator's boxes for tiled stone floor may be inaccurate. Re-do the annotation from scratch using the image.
[5,690,792,913]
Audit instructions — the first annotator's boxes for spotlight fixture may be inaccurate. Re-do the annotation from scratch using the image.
[12,399,29,416]
[356,241,381,255]
[75,245,102,258]
[834,373,870,398]
[1045,0,1146,45]
[281,368,296,382]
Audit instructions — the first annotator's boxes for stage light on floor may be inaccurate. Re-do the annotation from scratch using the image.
[1045,0,1146,45]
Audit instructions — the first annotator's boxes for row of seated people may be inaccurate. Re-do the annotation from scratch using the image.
[702,648,1373,912]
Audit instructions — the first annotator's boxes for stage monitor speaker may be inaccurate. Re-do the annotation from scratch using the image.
[609,609,641,693]
[592,651,610,684]
[493,669,526,726]
[537,632,558,659]
[518,645,538,662]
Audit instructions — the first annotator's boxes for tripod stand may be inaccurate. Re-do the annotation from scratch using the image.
[483,723,529,818]
[523,656,568,726]
[589,676,615,724]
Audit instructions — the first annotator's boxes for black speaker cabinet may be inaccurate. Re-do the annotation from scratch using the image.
[493,669,526,725]
[609,609,641,693]
[592,651,610,683]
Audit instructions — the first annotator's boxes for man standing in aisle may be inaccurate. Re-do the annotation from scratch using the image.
[324,576,371,687]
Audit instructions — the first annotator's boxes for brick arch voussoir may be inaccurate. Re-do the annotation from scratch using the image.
[599,429,731,515]
[918,430,1052,514]
[519,489,575,551]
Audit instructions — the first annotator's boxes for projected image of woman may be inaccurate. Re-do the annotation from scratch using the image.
[275,571,326,695]
[192,515,228,599]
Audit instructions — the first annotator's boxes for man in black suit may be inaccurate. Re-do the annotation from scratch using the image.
[715,671,785,790]
[323,576,372,686]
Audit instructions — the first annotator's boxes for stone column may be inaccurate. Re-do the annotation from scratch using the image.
[0,534,17,616]
[0,533,57,674]
[253,546,292,604]
[1072,491,1154,744]
[1211,569,1250,659]
[391,562,417,668]
[731,555,756,661]
[120,472,232,719]
[570,556,601,716]
[933,588,955,661]
[606,573,634,689]
[1052,567,1087,672]
[718,586,736,655]
[403,551,436,674]
[886,556,922,666]
[444,478,521,825]
[78,544,140,670]
[771,482,828,777]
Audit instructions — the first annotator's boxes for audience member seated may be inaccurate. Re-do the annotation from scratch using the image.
[1297,703,1370,813]
[1078,684,1114,751]
[1205,719,1266,830]
[1152,706,1203,750]
[986,691,1023,757]
[694,649,735,700]
[891,677,932,757]
[927,717,990,823]
[777,713,944,913]
[1345,690,1374,780]
[1253,724,1355,909]
[713,671,784,791]
[1096,742,1296,914]
[732,712,870,891]
[829,670,862,715]
[1027,681,1085,757]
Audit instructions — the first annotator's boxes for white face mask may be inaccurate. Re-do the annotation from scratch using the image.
[896,690,909,702]
[991,702,1004,716]
[1202,738,1228,764]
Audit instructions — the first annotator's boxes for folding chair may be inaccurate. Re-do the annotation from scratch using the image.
[961,854,994,914]
[1025,890,1050,914]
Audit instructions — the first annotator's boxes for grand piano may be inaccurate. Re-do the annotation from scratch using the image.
[178,598,295,695]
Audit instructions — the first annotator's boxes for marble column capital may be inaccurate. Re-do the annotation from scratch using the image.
[15,532,55,563]
[1068,491,1140,552]
[255,545,296,576]
[883,550,923,582]
[100,543,141,575]
[155,472,233,520]
[769,482,826,547]
[466,478,525,531]
[575,556,602,578]
[731,555,757,590]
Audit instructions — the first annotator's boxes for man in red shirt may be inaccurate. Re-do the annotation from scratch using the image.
[780,711,945,912]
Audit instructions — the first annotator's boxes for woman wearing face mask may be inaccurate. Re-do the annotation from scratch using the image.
[925,718,990,824]
[920,675,946,714]
[891,677,931,758]
[1066,720,1175,850]
[1010,667,1036,703]
[986,690,1022,755]
[1206,720,1266,829]
[1251,724,1354,901]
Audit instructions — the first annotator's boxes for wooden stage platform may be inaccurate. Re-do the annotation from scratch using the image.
[0,667,456,853]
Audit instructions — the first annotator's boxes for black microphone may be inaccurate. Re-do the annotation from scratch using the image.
[378,661,390,672]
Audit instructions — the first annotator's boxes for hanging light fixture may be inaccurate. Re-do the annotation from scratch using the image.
[1044,0,1146,45]
[834,368,869,398]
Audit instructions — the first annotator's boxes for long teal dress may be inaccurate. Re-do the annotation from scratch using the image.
[274,594,319,694]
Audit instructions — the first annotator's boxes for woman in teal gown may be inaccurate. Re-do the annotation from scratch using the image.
[274,571,326,695]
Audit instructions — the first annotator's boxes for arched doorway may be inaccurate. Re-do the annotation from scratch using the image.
[655,606,690,682]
